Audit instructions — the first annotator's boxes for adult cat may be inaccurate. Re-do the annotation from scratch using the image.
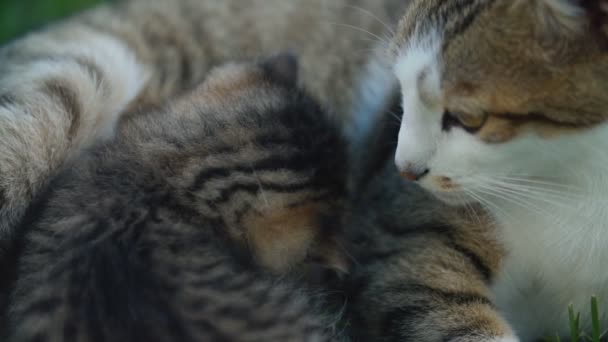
[380,0,608,340]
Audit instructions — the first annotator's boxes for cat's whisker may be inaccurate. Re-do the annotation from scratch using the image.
[472,189,547,220]
[482,183,574,210]
[469,184,554,219]
[473,178,601,228]
[468,175,584,202]
[250,168,270,208]
[477,177,584,201]
[344,4,396,35]
[472,182,555,211]
[327,22,391,46]
[462,198,483,226]
[500,171,570,180]
[483,175,578,191]
[353,37,391,47]
[384,110,402,124]
[462,188,510,224]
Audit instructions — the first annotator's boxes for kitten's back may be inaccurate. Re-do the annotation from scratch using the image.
[7,57,347,342]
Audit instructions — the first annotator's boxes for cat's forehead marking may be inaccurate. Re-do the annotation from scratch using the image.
[397,0,495,46]
[394,30,443,107]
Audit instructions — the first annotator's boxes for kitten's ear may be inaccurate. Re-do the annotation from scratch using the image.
[261,53,299,87]
[529,0,608,36]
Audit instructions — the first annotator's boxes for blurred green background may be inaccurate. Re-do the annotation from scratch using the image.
[0,0,105,44]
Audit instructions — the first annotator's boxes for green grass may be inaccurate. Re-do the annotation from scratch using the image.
[0,0,104,44]
[546,296,606,342]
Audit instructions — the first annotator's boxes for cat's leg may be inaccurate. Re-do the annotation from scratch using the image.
[344,166,517,342]
[0,25,150,236]
[349,245,517,342]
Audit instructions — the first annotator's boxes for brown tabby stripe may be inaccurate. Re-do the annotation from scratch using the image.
[380,286,493,341]
[72,57,105,89]
[414,0,496,42]
[385,283,493,307]
[444,0,496,40]
[190,174,319,208]
[188,149,319,193]
[41,80,82,139]
[373,222,494,282]
[446,239,493,283]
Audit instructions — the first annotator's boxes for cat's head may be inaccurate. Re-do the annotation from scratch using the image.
[390,0,608,205]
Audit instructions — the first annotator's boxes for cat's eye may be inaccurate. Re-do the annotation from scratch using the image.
[442,110,488,133]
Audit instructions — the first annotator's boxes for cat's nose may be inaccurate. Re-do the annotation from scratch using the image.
[398,164,429,181]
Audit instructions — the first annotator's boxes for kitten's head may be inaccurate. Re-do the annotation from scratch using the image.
[390,0,608,205]
[164,55,348,273]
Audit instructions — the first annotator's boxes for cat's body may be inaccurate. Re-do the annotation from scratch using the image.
[6,56,348,342]
[4,0,608,341]
[0,0,408,237]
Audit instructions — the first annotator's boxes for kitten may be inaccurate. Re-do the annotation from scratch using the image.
[5,55,348,342]
[0,0,408,237]
[359,0,608,340]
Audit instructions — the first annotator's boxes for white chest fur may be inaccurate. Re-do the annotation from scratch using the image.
[491,161,608,340]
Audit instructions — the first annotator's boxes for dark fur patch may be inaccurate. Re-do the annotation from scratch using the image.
[0,94,18,109]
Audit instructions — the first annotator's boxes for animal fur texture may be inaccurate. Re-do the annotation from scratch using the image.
[3,0,608,341]
[6,55,348,342]
[0,0,408,238]
[388,0,608,340]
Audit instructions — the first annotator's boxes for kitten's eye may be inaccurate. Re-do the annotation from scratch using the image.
[442,110,488,133]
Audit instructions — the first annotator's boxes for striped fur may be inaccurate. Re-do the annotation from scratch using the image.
[0,0,408,238]
[5,57,347,342]
[341,160,513,342]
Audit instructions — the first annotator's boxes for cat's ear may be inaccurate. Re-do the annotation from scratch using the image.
[529,0,608,37]
[261,53,299,87]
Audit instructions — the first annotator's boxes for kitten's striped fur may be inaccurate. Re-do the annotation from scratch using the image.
[6,56,347,342]
[0,0,408,237]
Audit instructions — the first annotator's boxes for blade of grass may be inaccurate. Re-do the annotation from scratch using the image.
[591,296,601,342]
[543,334,561,342]
[570,303,581,342]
